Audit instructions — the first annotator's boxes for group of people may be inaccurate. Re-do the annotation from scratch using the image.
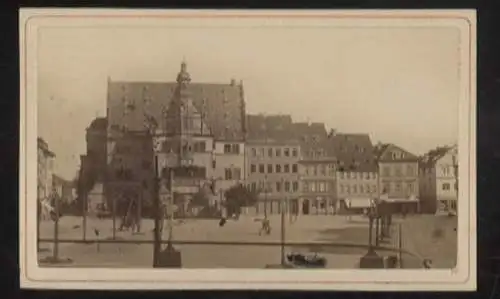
[118,198,142,233]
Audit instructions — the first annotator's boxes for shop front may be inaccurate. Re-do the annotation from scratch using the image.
[340,197,375,215]
[379,195,420,215]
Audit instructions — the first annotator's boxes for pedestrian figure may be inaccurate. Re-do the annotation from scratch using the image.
[219,217,227,227]
[119,212,129,231]
[159,200,167,232]
[423,259,432,269]
[258,218,271,235]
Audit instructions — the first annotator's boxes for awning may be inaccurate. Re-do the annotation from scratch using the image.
[380,195,419,203]
[344,197,374,209]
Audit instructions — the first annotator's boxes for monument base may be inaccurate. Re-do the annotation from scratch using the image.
[359,249,385,269]
[156,244,182,268]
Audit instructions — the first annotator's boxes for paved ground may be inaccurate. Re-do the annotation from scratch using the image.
[398,214,458,268]
[38,214,457,269]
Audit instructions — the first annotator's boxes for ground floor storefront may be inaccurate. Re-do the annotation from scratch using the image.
[338,197,374,215]
[436,198,457,214]
[418,196,457,215]
[254,196,337,216]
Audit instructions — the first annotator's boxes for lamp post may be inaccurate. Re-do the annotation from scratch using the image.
[167,168,174,247]
[152,155,161,267]
[280,177,287,266]
[39,187,71,265]
[264,174,268,219]
[359,204,384,268]
[52,188,59,260]
[280,195,286,267]
[82,187,87,241]
[452,152,458,214]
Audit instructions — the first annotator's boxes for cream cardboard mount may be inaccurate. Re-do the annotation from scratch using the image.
[19,9,476,291]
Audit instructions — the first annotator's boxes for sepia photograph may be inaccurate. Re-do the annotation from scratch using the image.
[20,9,476,290]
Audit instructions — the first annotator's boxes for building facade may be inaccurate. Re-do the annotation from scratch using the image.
[419,145,458,214]
[102,61,246,215]
[329,133,378,214]
[37,137,55,203]
[245,114,301,215]
[375,143,420,213]
[295,123,337,215]
[78,117,108,211]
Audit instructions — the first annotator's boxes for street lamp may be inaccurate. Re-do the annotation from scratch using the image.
[280,177,288,266]
[359,203,384,268]
[39,186,72,265]
[264,174,268,219]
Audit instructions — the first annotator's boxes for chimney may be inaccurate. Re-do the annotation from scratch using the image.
[230,78,236,86]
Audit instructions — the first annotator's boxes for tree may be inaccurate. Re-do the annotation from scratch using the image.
[224,184,259,216]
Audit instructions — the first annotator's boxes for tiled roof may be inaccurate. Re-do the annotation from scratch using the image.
[373,143,390,159]
[328,134,378,172]
[376,143,419,163]
[246,114,296,143]
[292,122,335,160]
[107,64,245,141]
[293,122,328,140]
[419,145,457,168]
[88,117,107,131]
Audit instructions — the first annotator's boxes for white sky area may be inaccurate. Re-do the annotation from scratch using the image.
[37,25,460,180]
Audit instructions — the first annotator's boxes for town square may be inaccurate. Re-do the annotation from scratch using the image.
[35,19,461,270]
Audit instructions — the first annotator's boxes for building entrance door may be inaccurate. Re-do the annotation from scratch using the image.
[302,199,310,215]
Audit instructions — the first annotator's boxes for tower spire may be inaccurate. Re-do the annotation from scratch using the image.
[177,59,191,85]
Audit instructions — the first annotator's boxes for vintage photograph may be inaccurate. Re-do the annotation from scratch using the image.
[20,9,476,290]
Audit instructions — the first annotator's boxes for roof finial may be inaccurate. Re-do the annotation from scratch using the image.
[177,57,191,84]
[181,56,187,70]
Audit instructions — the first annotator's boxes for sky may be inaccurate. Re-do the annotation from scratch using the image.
[37,24,460,180]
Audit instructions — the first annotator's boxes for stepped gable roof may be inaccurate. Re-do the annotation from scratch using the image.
[107,65,245,141]
[329,133,378,173]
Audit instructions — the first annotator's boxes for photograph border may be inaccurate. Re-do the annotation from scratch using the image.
[19,9,477,291]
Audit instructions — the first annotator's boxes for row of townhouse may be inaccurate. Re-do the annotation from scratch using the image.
[78,61,457,216]
[246,122,457,215]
